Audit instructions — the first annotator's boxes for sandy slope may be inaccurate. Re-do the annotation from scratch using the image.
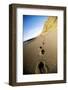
[23,31,57,74]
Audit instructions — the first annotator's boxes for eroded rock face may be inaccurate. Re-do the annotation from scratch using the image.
[23,16,57,74]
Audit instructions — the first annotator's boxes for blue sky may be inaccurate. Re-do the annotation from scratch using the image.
[23,15,48,41]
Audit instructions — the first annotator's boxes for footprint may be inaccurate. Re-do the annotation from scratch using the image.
[41,49,45,55]
[42,42,45,45]
[38,62,48,74]
[40,46,42,49]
